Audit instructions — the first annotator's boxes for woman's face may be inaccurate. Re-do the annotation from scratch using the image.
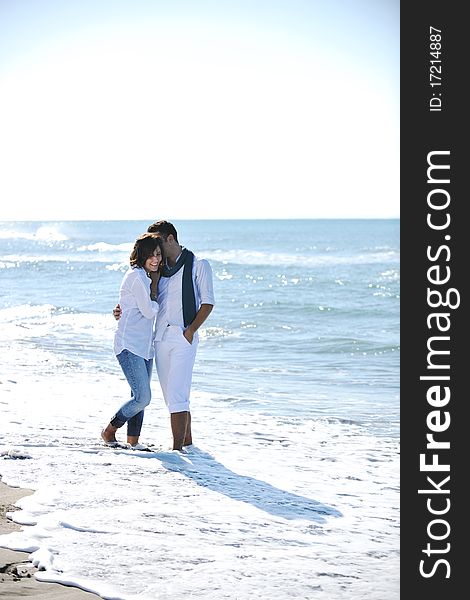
[144,247,162,274]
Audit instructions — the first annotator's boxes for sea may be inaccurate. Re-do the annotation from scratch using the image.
[0,219,400,600]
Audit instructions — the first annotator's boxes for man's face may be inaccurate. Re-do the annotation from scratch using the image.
[156,232,172,256]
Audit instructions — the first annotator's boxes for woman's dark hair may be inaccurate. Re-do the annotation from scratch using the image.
[129,233,164,268]
[147,220,178,242]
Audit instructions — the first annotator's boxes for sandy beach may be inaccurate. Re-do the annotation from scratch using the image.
[0,479,100,600]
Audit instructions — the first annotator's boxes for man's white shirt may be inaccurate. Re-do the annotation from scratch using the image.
[154,255,215,342]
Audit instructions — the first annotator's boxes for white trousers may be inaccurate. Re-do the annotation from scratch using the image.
[155,325,198,413]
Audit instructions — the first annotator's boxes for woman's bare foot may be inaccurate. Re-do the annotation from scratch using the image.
[101,424,118,443]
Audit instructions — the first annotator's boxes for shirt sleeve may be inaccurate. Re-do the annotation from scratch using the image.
[131,272,159,319]
[195,258,215,306]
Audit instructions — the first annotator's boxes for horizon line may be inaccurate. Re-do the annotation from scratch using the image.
[0,216,400,222]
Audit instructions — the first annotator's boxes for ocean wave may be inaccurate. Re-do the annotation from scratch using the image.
[1,250,399,269]
[0,303,58,323]
[105,262,128,272]
[202,248,399,267]
[77,242,133,253]
[0,254,125,264]
[0,261,17,269]
[0,225,68,242]
[0,304,114,336]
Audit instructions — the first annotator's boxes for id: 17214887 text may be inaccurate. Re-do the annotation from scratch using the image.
[429,26,442,112]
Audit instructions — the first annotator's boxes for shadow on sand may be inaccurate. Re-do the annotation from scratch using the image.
[153,446,342,523]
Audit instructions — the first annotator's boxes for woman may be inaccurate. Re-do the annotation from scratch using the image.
[101,233,163,449]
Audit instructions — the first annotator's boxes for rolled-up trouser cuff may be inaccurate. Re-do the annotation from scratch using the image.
[110,416,125,429]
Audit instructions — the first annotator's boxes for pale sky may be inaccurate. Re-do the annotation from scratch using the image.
[0,0,399,221]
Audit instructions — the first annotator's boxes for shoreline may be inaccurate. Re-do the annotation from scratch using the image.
[0,478,100,599]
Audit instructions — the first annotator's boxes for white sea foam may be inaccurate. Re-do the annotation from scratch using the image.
[1,248,399,269]
[0,303,58,323]
[203,248,399,267]
[0,366,399,600]
[0,305,113,337]
[77,242,133,253]
[0,253,124,264]
[0,225,68,242]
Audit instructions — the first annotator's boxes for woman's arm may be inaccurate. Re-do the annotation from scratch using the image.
[132,273,159,320]
[149,270,160,301]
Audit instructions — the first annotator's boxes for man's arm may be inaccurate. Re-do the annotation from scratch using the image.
[113,303,121,320]
[184,303,213,344]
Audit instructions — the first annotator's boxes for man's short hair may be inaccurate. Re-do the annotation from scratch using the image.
[147,220,178,242]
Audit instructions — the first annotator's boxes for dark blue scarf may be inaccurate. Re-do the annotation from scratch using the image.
[161,248,197,327]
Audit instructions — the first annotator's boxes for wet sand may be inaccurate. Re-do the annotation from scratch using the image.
[0,479,100,599]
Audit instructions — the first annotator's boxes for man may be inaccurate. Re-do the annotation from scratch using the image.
[115,220,215,451]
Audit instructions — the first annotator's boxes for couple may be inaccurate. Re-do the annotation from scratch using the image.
[101,220,215,451]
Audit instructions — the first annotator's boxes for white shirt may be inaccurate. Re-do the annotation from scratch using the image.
[114,267,159,359]
[154,254,215,342]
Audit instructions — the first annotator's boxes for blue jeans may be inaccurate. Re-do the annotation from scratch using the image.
[111,350,153,437]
